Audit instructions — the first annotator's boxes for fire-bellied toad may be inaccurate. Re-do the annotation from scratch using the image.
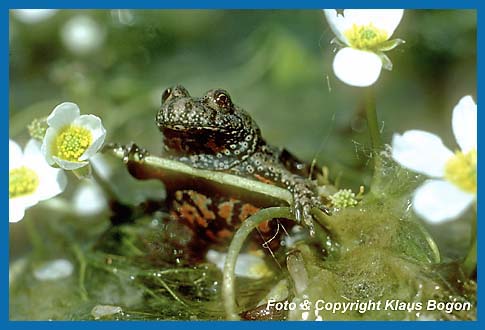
[156,85,327,243]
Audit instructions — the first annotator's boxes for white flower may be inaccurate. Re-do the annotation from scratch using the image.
[42,102,106,170]
[324,9,404,87]
[12,9,58,24]
[33,259,74,281]
[206,250,272,279]
[73,180,106,216]
[91,305,123,320]
[61,15,105,55]
[111,10,135,26]
[9,139,67,223]
[392,96,477,223]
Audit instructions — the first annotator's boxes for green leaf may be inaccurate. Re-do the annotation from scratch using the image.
[330,37,346,48]
[378,52,393,71]
[72,164,92,179]
[377,38,405,52]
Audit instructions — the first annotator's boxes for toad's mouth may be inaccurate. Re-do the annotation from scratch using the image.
[161,127,235,155]
[161,125,242,141]
[162,124,231,133]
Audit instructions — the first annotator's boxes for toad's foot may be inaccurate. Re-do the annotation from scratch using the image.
[289,178,330,236]
[103,142,150,163]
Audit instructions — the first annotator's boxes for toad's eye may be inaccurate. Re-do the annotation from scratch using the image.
[215,91,232,109]
[161,88,172,104]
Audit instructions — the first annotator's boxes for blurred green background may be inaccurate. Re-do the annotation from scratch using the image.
[10,10,476,184]
[9,9,476,257]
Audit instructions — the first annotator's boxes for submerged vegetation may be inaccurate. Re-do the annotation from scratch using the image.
[9,148,476,320]
[9,10,476,320]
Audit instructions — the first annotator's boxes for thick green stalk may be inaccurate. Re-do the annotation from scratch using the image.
[90,162,118,201]
[222,207,294,320]
[24,218,44,257]
[364,87,382,150]
[71,244,89,301]
[462,212,477,277]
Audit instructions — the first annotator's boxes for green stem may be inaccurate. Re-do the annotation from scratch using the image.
[155,277,187,306]
[90,162,118,201]
[462,213,477,277]
[24,218,44,258]
[223,207,294,320]
[71,244,89,301]
[123,239,145,256]
[364,87,382,151]
[414,220,441,264]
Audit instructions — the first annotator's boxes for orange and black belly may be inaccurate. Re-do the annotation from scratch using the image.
[125,157,293,257]
[168,189,288,252]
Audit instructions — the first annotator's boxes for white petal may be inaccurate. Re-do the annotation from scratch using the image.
[13,9,57,24]
[323,10,353,45]
[25,139,49,165]
[324,9,404,43]
[233,254,270,279]
[41,127,58,165]
[12,194,39,209]
[72,114,105,139]
[413,180,475,224]
[21,139,65,201]
[73,181,106,216]
[452,95,477,153]
[24,139,43,159]
[33,259,74,281]
[206,250,270,279]
[9,139,23,170]
[333,48,382,87]
[90,154,112,180]
[73,114,106,161]
[46,102,80,129]
[9,195,39,223]
[324,9,404,45]
[61,16,105,55]
[53,156,89,170]
[9,199,27,223]
[391,130,453,177]
[35,167,67,201]
[91,305,123,320]
[346,9,404,37]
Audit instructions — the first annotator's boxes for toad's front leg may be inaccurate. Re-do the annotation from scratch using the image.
[250,155,329,235]
[281,173,329,235]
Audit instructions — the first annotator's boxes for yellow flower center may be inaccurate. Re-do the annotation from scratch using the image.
[344,23,388,50]
[9,166,40,198]
[53,125,92,162]
[444,149,477,194]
